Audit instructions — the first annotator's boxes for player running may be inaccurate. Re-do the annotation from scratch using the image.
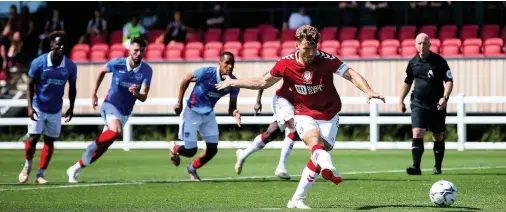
[18,31,77,184]
[168,51,241,181]
[216,25,384,209]
[66,37,152,183]
[234,76,299,180]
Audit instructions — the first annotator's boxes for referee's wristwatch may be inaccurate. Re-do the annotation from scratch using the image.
[443,96,449,101]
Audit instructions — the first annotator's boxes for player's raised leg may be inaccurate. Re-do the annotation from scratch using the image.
[235,121,280,175]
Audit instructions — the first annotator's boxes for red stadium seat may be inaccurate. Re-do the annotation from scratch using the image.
[205,41,223,51]
[145,49,164,61]
[378,26,397,41]
[339,46,359,58]
[204,49,220,61]
[261,28,279,42]
[223,28,241,42]
[263,41,280,50]
[70,51,88,62]
[108,50,126,59]
[91,43,109,52]
[72,44,90,52]
[148,30,165,43]
[185,42,204,51]
[280,48,295,56]
[463,38,482,47]
[261,48,279,60]
[401,39,415,47]
[184,49,202,61]
[90,50,107,62]
[381,39,400,48]
[321,40,340,49]
[242,48,260,60]
[338,27,357,41]
[501,27,506,43]
[204,28,222,43]
[358,26,377,41]
[481,24,500,40]
[483,45,504,57]
[462,45,482,57]
[379,46,400,58]
[185,32,201,43]
[242,28,260,42]
[110,43,126,52]
[243,41,262,50]
[166,42,185,51]
[419,25,437,38]
[280,29,296,42]
[440,46,461,57]
[484,38,504,46]
[109,30,123,44]
[223,41,242,51]
[460,25,479,41]
[258,24,276,32]
[438,25,457,41]
[320,27,337,41]
[442,38,462,47]
[361,39,380,48]
[147,43,165,51]
[281,41,297,49]
[165,49,183,61]
[398,26,417,41]
[400,46,417,58]
[90,35,106,45]
[341,40,360,48]
[321,47,338,56]
[430,39,441,53]
[360,46,379,58]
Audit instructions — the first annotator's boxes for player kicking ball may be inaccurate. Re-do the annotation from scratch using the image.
[19,31,77,184]
[66,37,152,183]
[234,74,298,180]
[216,25,384,209]
[169,52,241,181]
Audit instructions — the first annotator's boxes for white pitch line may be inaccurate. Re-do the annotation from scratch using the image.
[1,166,505,192]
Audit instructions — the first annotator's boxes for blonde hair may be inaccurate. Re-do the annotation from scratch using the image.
[295,25,320,45]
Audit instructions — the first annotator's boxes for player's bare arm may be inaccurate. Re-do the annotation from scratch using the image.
[65,79,77,122]
[342,68,385,103]
[174,72,196,115]
[229,97,241,127]
[26,76,38,121]
[398,82,412,113]
[437,77,454,111]
[254,70,270,114]
[216,74,281,90]
[134,83,150,102]
[91,64,108,110]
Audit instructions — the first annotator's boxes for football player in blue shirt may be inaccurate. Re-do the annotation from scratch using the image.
[66,37,152,183]
[19,31,77,184]
[169,51,241,181]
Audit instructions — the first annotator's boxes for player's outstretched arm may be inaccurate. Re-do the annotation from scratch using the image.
[174,72,196,115]
[91,65,109,109]
[342,68,385,103]
[216,74,281,90]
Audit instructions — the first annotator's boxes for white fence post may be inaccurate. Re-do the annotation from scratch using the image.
[369,101,379,151]
[456,93,466,151]
[123,122,132,151]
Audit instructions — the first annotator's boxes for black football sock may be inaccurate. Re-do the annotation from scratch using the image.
[433,140,445,170]
[412,138,424,168]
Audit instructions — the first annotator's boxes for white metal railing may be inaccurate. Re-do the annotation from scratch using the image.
[1,94,506,151]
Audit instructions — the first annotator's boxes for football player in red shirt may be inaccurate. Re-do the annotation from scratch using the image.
[216,25,384,209]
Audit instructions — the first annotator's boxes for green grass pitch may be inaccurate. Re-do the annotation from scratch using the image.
[0,149,505,211]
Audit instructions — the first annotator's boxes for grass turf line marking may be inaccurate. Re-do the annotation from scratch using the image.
[1,166,505,192]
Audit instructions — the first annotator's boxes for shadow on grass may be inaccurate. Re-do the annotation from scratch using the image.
[355,204,481,211]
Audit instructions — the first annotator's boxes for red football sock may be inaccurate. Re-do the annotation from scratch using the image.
[38,144,54,169]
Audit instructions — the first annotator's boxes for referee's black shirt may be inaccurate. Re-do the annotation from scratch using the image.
[404,51,453,109]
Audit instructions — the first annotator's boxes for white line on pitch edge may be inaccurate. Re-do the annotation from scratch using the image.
[1,166,505,192]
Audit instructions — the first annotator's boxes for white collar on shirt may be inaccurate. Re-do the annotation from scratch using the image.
[126,56,141,73]
[47,51,66,68]
[215,66,222,83]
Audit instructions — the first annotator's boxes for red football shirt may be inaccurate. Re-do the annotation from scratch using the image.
[269,50,349,120]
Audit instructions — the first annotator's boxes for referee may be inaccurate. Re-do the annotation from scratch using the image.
[398,33,454,175]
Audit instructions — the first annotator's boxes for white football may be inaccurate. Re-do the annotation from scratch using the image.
[429,180,457,207]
